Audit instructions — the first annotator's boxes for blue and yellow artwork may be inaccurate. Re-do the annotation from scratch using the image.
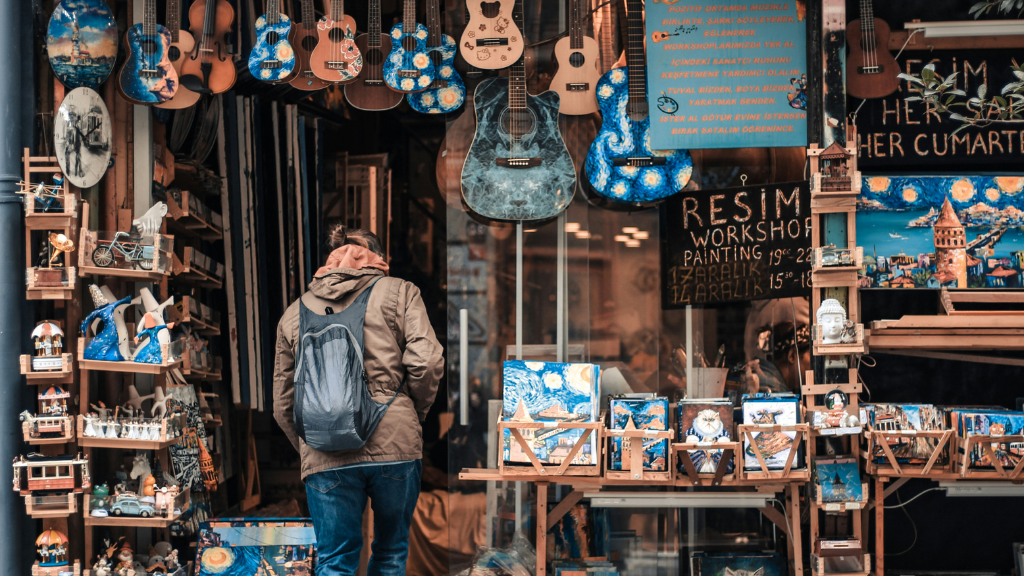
[248,14,296,83]
[502,360,600,466]
[383,23,435,93]
[858,175,1024,288]
[815,458,863,503]
[46,0,118,90]
[407,34,465,114]
[690,552,787,576]
[196,519,316,576]
[609,397,669,471]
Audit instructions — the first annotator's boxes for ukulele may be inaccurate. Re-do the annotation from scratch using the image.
[344,0,403,109]
[383,0,436,92]
[461,0,576,221]
[550,0,600,115]
[180,0,236,94]
[156,0,200,109]
[249,0,297,83]
[408,0,465,113]
[846,0,899,99]
[289,0,329,90]
[118,0,178,105]
[46,0,118,91]
[310,0,362,84]
[459,0,523,70]
[583,0,692,205]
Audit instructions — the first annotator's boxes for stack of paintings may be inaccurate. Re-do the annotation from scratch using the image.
[195,519,316,576]
[548,502,609,562]
[863,403,945,465]
[949,409,1024,469]
[608,396,669,471]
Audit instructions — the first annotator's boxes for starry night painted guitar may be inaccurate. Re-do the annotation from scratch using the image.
[248,0,296,83]
[584,0,692,204]
[407,0,465,113]
[118,0,178,104]
[461,0,575,221]
[384,0,436,92]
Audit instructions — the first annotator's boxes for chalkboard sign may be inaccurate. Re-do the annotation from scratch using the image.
[661,181,811,307]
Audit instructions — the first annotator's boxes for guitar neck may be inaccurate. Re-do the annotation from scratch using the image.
[330,0,343,22]
[426,0,441,47]
[509,0,527,119]
[267,0,280,25]
[569,0,582,50]
[859,0,875,47]
[625,0,646,108]
[596,0,615,71]
[143,0,157,36]
[301,0,315,30]
[404,0,416,34]
[369,0,383,43]
[166,0,180,40]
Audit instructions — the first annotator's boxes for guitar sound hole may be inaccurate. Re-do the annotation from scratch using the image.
[267,31,280,45]
[402,36,418,52]
[481,1,500,18]
[301,35,317,51]
[366,49,384,66]
[168,46,181,61]
[141,39,158,56]
[499,107,537,139]
[430,51,443,68]
[329,28,345,42]
[569,51,585,68]
[627,101,649,123]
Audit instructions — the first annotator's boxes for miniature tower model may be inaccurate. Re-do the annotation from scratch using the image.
[933,197,968,287]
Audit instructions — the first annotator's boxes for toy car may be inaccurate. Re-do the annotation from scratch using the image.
[110,494,156,518]
[820,245,852,267]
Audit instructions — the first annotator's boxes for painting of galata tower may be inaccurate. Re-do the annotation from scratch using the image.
[934,197,967,287]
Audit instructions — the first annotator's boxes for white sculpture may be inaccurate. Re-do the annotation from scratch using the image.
[816,298,847,345]
[132,202,168,237]
[133,288,174,345]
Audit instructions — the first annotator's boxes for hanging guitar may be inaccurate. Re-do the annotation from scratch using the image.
[384,0,435,92]
[461,0,576,221]
[310,0,362,84]
[344,0,403,109]
[583,0,692,205]
[289,0,329,91]
[180,0,236,94]
[550,0,600,115]
[118,0,178,105]
[249,0,297,83]
[156,0,200,109]
[460,0,524,69]
[846,0,899,99]
[408,0,465,113]
[46,0,118,90]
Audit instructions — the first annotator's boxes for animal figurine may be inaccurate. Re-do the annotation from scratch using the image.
[132,202,168,237]
[93,555,113,576]
[91,483,110,510]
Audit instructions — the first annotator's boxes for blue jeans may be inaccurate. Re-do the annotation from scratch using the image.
[305,461,422,576]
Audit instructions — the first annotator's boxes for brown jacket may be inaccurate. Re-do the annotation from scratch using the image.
[272,266,445,480]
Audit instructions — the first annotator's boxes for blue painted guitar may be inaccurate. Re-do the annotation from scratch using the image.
[461,0,575,221]
[407,0,464,113]
[383,0,436,93]
[583,0,691,204]
[117,0,178,105]
[248,0,296,83]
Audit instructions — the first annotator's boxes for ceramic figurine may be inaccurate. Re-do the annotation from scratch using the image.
[820,390,861,428]
[115,541,135,575]
[133,322,174,364]
[93,554,113,576]
[134,288,174,344]
[104,420,119,438]
[31,321,66,372]
[82,284,132,361]
[83,415,98,437]
[36,528,70,566]
[816,298,847,345]
[91,401,111,420]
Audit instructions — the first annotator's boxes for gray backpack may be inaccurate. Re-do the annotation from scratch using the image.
[293,278,403,451]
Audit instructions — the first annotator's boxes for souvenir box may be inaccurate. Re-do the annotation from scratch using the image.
[677,399,735,474]
[609,396,669,471]
[501,360,600,466]
[951,409,1024,469]
[690,552,786,576]
[864,403,946,464]
[741,394,803,470]
[814,458,864,503]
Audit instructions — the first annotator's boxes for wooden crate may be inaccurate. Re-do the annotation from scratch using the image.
[24,492,78,518]
[26,267,77,300]
[604,428,674,483]
[810,553,870,576]
[954,433,1024,480]
[33,561,80,576]
[22,417,75,445]
[20,354,73,382]
[498,420,602,477]
[83,487,190,527]
[737,423,811,482]
[862,429,953,477]
[813,324,866,356]
[673,441,739,486]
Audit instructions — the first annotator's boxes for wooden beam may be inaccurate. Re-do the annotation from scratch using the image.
[889,29,1024,51]
[546,490,584,532]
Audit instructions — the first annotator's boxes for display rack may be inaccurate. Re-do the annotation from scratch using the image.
[166,190,224,240]
[20,354,74,383]
[603,428,674,483]
[82,487,190,527]
[497,420,603,477]
[171,247,224,289]
[22,150,79,301]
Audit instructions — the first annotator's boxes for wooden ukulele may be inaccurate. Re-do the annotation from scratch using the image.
[157,0,200,109]
[461,0,576,221]
[459,0,524,70]
[248,0,297,83]
[344,0,404,109]
[408,0,465,113]
[180,0,236,94]
[846,0,899,99]
[551,0,600,115]
[289,0,330,91]
[118,0,178,105]
[310,0,362,84]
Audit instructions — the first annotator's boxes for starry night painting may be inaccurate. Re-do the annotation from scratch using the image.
[608,397,669,471]
[857,175,1024,288]
[815,458,863,503]
[691,552,787,576]
[196,520,317,576]
[502,360,600,466]
[952,410,1024,469]
[46,0,118,90]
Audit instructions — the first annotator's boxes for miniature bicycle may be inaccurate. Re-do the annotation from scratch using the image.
[91,231,155,270]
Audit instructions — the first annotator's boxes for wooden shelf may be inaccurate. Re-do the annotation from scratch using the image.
[171,250,223,288]
[183,367,222,381]
[78,265,168,282]
[167,191,223,240]
[170,296,221,335]
[21,354,73,383]
[76,415,181,450]
[25,213,77,230]
[83,490,189,527]
[77,357,180,374]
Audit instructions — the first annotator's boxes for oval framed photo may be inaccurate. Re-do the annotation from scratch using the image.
[55,87,112,189]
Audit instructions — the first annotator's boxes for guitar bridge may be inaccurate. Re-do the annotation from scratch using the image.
[364,79,385,86]
[326,61,349,70]
[140,70,160,78]
[260,60,282,69]
[496,158,542,168]
[430,80,449,89]
[858,65,883,74]
[476,38,509,47]
[302,71,316,78]
[613,157,667,167]
[566,83,589,91]
[398,70,420,78]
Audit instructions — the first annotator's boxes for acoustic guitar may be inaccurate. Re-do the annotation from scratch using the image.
[460,0,524,70]
[289,0,330,91]
[248,0,297,83]
[583,0,692,205]
[408,0,465,113]
[383,0,436,92]
[310,0,362,84]
[461,0,576,221]
[46,0,118,91]
[180,0,236,94]
[846,0,899,99]
[344,0,403,109]
[550,0,600,115]
[118,0,178,105]
[157,0,200,109]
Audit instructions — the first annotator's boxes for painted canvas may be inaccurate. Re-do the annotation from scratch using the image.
[951,409,1024,468]
[857,175,1024,288]
[691,552,787,576]
[609,397,669,471]
[815,458,863,503]
[547,503,609,561]
[501,361,600,466]
[741,394,802,471]
[864,403,945,464]
[677,400,734,474]
[46,0,118,90]
[195,519,316,576]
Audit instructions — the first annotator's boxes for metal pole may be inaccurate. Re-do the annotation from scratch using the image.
[0,0,26,571]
